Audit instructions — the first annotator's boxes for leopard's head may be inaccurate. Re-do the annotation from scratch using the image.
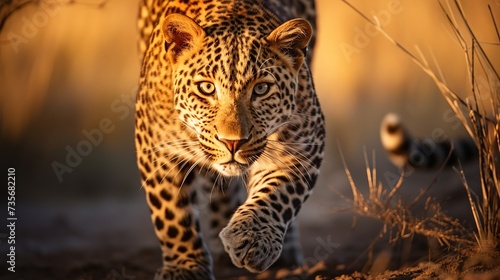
[161,13,312,176]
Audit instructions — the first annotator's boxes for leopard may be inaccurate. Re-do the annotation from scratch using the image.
[134,0,324,279]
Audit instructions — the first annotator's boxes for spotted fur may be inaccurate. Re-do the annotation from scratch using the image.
[135,1,324,279]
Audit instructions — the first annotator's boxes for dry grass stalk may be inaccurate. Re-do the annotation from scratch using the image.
[338,148,471,247]
[341,0,500,251]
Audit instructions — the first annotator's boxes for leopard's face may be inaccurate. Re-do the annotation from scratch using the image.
[172,35,298,176]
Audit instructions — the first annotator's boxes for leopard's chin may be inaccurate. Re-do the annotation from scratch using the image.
[213,162,248,177]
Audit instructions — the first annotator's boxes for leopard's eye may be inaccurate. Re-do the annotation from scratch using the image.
[197,82,216,95]
[253,82,270,96]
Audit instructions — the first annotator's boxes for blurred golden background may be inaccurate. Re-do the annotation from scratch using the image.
[0,0,498,276]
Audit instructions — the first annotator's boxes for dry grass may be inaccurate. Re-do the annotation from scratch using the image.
[338,148,472,247]
[340,0,499,265]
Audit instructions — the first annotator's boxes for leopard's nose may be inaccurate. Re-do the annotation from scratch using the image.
[216,135,251,154]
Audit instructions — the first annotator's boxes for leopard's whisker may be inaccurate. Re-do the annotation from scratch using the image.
[267,141,318,171]
[139,145,199,189]
[139,139,198,153]
[264,142,317,181]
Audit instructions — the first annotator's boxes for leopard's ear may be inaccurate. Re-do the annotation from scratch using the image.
[161,13,205,63]
[266,18,312,71]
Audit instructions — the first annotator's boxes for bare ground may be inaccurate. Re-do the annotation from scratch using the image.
[1,162,498,280]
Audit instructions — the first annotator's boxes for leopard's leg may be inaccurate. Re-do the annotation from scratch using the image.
[219,127,324,272]
[141,163,214,280]
[219,170,317,272]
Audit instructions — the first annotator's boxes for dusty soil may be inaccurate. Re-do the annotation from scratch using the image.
[1,162,498,280]
[3,246,500,280]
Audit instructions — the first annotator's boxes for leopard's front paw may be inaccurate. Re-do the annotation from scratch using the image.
[219,217,284,273]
